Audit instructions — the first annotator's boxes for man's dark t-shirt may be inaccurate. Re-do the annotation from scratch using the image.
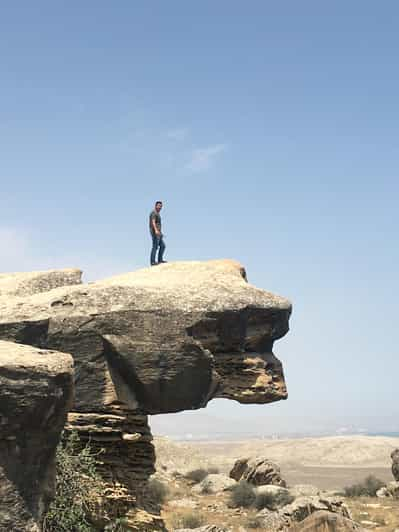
[149,210,161,235]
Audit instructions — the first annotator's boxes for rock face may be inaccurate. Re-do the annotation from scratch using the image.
[0,341,73,532]
[0,260,291,529]
[392,449,399,481]
[230,457,286,486]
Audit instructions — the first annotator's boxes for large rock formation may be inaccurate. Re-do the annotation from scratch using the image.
[0,260,292,529]
[0,341,73,531]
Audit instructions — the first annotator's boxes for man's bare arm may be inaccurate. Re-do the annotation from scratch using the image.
[151,217,160,235]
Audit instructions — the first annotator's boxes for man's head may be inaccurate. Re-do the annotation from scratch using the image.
[155,201,163,212]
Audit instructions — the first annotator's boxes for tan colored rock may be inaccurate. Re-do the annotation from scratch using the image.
[257,495,351,531]
[230,457,286,486]
[0,260,291,531]
[0,268,81,297]
[0,260,290,413]
[0,341,73,532]
[291,510,365,531]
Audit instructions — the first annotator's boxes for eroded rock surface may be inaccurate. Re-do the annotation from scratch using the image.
[230,457,286,486]
[0,341,73,532]
[0,260,291,530]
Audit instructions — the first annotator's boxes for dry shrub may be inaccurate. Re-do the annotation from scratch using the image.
[169,510,205,529]
[229,480,256,508]
[344,475,385,497]
[184,468,209,483]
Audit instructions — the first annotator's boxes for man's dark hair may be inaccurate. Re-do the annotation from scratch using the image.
[155,201,163,206]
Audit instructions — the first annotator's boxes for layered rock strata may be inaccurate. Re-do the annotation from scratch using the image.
[0,260,292,529]
[0,341,73,532]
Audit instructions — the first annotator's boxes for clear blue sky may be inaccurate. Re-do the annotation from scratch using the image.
[1,1,398,435]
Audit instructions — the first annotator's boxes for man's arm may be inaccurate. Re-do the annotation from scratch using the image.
[151,215,160,236]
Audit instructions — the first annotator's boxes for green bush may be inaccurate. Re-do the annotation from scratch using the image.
[229,480,256,508]
[184,468,209,483]
[147,478,169,504]
[43,431,103,532]
[344,475,385,497]
[254,490,294,510]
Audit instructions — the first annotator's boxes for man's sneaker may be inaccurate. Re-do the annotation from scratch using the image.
[158,260,167,263]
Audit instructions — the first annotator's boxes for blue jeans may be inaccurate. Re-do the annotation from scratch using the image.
[150,234,165,264]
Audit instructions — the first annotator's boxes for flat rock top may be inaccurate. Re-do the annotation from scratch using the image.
[0,268,82,297]
[0,340,73,375]
[0,259,291,320]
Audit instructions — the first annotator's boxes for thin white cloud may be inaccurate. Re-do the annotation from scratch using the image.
[167,128,189,141]
[186,144,227,172]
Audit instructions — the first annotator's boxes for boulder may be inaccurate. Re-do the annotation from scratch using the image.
[257,495,351,531]
[230,457,286,486]
[290,510,365,531]
[0,340,73,531]
[377,480,399,498]
[192,474,236,494]
[392,449,399,481]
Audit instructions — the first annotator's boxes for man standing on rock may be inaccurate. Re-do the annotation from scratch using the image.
[149,201,166,266]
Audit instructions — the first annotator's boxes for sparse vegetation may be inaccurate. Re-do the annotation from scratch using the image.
[43,431,103,532]
[344,475,385,497]
[169,510,205,529]
[147,478,170,504]
[184,468,209,483]
[254,490,295,510]
[229,480,256,508]
[245,515,263,528]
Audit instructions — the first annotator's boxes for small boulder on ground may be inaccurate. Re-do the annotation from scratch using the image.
[256,495,351,531]
[230,457,286,486]
[192,474,236,494]
[376,480,399,498]
[290,510,365,531]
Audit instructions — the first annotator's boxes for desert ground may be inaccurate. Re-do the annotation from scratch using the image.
[154,435,399,531]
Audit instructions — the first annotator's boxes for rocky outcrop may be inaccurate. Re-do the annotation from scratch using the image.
[392,449,399,481]
[0,341,73,532]
[290,510,365,532]
[257,495,351,531]
[230,457,286,486]
[0,260,291,529]
[0,268,82,297]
